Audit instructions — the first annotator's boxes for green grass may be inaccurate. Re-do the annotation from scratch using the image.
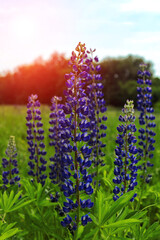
[0,105,159,180]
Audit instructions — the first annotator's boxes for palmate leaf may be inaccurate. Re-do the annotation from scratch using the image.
[115,206,130,222]
[81,191,139,240]
[0,222,21,240]
[126,209,147,220]
[93,190,109,225]
[49,232,65,240]
[0,222,16,233]
[21,179,35,199]
[8,198,35,212]
[75,225,84,240]
[110,211,147,236]
[101,177,114,190]
[101,218,142,239]
[106,236,131,240]
[37,182,45,202]
[22,179,58,207]
[100,227,131,240]
[81,227,99,240]
[27,213,65,240]
[4,191,14,210]
[0,190,21,212]
[0,228,20,240]
[102,218,142,229]
[142,222,160,240]
[101,191,136,225]
[0,190,34,213]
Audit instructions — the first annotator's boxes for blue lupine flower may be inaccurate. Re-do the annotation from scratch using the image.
[49,96,72,185]
[26,94,47,186]
[2,136,20,188]
[81,214,92,226]
[61,42,94,232]
[61,214,72,227]
[113,100,138,201]
[50,192,60,202]
[137,64,156,183]
[83,49,107,174]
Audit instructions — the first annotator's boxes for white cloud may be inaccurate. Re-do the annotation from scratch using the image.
[120,0,160,13]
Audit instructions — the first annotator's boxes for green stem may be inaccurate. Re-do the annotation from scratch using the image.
[124,123,128,193]
[2,213,6,222]
[74,76,80,230]
[32,105,39,183]
[9,157,12,181]
[36,205,50,239]
[55,99,60,184]
[137,72,148,209]
[92,64,100,195]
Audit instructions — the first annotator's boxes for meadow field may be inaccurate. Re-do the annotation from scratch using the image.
[0,104,160,239]
[0,105,159,179]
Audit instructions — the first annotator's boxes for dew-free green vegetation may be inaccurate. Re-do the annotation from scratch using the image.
[0,105,160,239]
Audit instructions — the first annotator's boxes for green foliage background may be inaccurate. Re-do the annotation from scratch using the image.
[0,54,160,106]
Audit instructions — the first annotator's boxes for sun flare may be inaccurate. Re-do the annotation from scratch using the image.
[11,16,36,41]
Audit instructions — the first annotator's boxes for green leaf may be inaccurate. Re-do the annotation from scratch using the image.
[101,177,114,190]
[108,237,131,240]
[2,191,8,210]
[100,229,110,240]
[93,190,109,226]
[1,222,17,233]
[140,220,149,238]
[37,183,44,202]
[81,227,99,240]
[143,222,160,240]
[97,190,103,224]
[0,191,23,213]
[37,200,58,207]
[89,214,99,226]
[49,232,65,240]
[0,228,20,240]
[129,210,147,220]
[101,191,135,225]
[22,179,35,199]
[115,207,129,221]
[92,228,100,240]
[6,191,22,212]
[5,190,14,210]
[76,225,84,240]
[9,199,35,212]
[102,218,142,229]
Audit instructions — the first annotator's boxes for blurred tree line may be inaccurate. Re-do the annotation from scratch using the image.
[0,53,159,107]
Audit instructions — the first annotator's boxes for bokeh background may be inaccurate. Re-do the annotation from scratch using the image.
[0,0,160,107]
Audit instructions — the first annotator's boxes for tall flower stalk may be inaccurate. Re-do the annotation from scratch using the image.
[26,94,47,186]
[137,64,156,184]
[49,96,72,185]
[61,43,93,235]
[84,49,107,191]
[113,100,138,201]
[2,136,20,189]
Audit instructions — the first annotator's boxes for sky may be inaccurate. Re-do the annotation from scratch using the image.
[1,0,160,76]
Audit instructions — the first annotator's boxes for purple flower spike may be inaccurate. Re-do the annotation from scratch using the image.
[137,64,156,184]
[26,94,47,186]
[113,100,138,202]
[60,42,93,232]
[2,136,20,189]
[49,96,72,184]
